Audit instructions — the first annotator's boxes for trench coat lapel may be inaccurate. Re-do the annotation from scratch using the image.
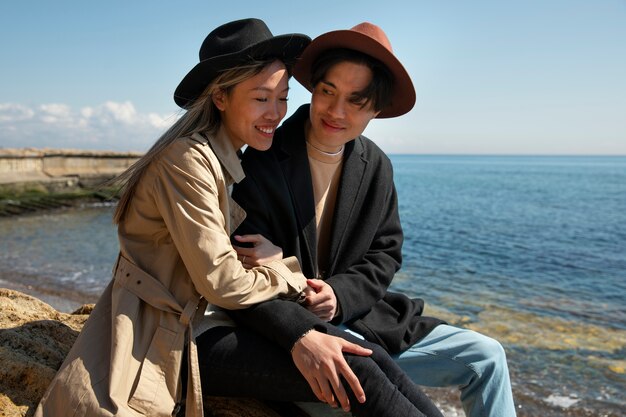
[328,139,366,274]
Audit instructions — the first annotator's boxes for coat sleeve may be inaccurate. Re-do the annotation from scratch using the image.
[229,299,326,351]
[151,141,306,310]
[229,158,323,350]
[326,165,403,324]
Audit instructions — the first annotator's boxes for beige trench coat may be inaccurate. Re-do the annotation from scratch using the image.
[35,129,307,417]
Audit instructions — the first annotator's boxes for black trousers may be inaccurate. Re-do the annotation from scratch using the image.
[194,325,443,417]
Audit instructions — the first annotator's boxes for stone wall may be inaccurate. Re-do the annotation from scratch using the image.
[0,148,142,187]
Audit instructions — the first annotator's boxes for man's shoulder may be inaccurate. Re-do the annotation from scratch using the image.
[240,145,279,173]
[354,135,393,167]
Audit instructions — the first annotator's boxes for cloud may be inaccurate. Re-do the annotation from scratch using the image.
[0,103,35,123]
[0,101,178,152]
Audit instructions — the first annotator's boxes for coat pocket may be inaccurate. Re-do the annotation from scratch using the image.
[128,326,180,416]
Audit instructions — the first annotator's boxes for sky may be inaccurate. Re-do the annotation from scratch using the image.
[1,0,625,155]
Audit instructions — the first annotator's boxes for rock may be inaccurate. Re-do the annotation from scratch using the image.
[0,288,89,417]
[0,288,308,417]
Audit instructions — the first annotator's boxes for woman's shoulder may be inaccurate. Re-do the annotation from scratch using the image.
[161,134,220,168]
[142,135,222,188]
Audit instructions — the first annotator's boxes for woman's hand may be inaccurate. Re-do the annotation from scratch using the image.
[291,330,371,412]
[233,234,283,267]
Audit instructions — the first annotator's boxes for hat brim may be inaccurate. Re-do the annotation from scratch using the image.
[293,30,415,118]
[174,34,310,108]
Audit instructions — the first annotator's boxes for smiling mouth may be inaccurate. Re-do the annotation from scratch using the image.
[256,126,276,135]
[322,119,344,130]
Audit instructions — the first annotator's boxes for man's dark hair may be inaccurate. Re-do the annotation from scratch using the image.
[310,48,393,112]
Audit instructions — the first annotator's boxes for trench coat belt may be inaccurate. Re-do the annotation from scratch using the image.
[114,253,204,417]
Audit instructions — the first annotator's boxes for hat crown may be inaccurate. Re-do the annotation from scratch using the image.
[350,22,393,53]
[174,19,310,108]
[199,18,273,61]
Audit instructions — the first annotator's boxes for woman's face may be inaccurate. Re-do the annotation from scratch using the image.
[215,60,289,151]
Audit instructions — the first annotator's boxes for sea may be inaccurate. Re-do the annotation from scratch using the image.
[1,155,625,416]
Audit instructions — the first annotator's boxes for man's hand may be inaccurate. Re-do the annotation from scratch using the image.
[291,330,371,412]
[233,234,283,267]
[303,279,339,321]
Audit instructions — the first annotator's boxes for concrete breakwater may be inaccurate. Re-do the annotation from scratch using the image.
[0,148,141,217]
[0,148,142,215]
[0,148,142,190]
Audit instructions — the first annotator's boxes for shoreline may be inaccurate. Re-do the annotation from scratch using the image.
[0,185,119,217]
[4,278,623,416]
[0,277,94,313]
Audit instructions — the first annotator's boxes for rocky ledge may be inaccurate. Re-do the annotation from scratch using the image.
[0,288,314,417]
[0,288,463,417]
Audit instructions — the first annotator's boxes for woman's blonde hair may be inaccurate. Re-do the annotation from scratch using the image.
[112,58,284,224]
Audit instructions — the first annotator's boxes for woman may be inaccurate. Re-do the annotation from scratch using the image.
[35,18,310,417]
[35,18,440,417]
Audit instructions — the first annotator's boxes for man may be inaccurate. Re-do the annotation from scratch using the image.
[231,22,516,417]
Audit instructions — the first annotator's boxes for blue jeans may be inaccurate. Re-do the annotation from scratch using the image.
[343,324,517,417]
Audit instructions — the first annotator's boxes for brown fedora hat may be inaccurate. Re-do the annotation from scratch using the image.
[293,22,415,118]
[174,18,310,108]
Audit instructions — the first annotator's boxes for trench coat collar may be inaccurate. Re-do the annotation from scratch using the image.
[193,126,245,185]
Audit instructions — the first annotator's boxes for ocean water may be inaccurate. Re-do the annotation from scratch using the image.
[1,155,625,415]
[390,155,626,415]
[393,155,626,330]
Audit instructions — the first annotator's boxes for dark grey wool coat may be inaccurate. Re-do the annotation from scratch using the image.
[231,105,443,354]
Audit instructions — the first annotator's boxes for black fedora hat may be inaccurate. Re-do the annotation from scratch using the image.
[174,18,311,108]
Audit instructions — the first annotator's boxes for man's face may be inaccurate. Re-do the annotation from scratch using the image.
[307,61,380,150]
